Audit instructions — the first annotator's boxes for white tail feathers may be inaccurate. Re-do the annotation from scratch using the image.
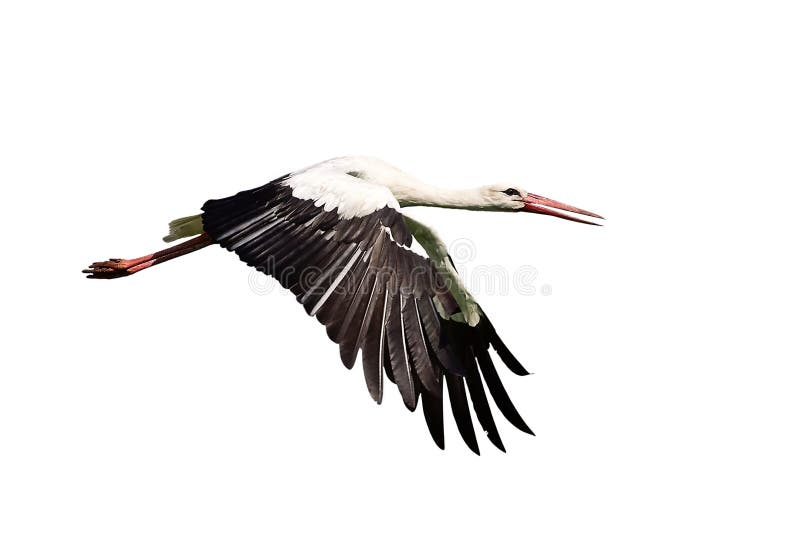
[163,214,204,242]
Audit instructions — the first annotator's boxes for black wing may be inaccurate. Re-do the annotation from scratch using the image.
[201,175,533,453]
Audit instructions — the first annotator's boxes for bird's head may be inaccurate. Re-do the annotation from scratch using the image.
[482,184,604,225]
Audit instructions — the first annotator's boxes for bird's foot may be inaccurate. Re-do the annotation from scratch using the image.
[82,258,141,279]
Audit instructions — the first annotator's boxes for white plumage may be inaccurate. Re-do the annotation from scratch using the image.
[286,162,402,219]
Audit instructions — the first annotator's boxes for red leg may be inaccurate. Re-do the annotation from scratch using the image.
[83,233,214,279]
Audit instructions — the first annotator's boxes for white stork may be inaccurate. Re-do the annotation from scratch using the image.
[84,156,603,454]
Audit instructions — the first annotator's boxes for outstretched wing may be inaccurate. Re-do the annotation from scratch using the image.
[201,169,533,453]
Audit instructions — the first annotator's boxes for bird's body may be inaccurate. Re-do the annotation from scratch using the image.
[84,156,602,454]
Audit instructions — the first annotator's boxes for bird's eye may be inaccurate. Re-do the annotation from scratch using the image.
[503,188,520,196]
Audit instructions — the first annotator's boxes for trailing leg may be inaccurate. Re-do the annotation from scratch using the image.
[83,233,214,279]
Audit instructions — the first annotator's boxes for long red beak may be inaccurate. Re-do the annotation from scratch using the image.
[523,194,604,225]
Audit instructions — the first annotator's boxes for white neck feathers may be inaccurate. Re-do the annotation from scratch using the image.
[392,184,489,210]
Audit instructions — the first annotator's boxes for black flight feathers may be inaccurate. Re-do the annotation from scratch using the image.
[201,176,533,454]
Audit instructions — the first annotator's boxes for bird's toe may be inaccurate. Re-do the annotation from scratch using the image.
[89,259,126,268]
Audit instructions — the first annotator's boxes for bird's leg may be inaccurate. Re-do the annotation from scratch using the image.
[83,233,215,279]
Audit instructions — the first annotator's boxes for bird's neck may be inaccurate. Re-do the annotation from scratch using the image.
[395,184,488,210]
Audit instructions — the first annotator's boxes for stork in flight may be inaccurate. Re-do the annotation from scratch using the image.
[84,156,602,454]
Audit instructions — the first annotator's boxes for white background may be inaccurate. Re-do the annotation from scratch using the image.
[1,1,798,532]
